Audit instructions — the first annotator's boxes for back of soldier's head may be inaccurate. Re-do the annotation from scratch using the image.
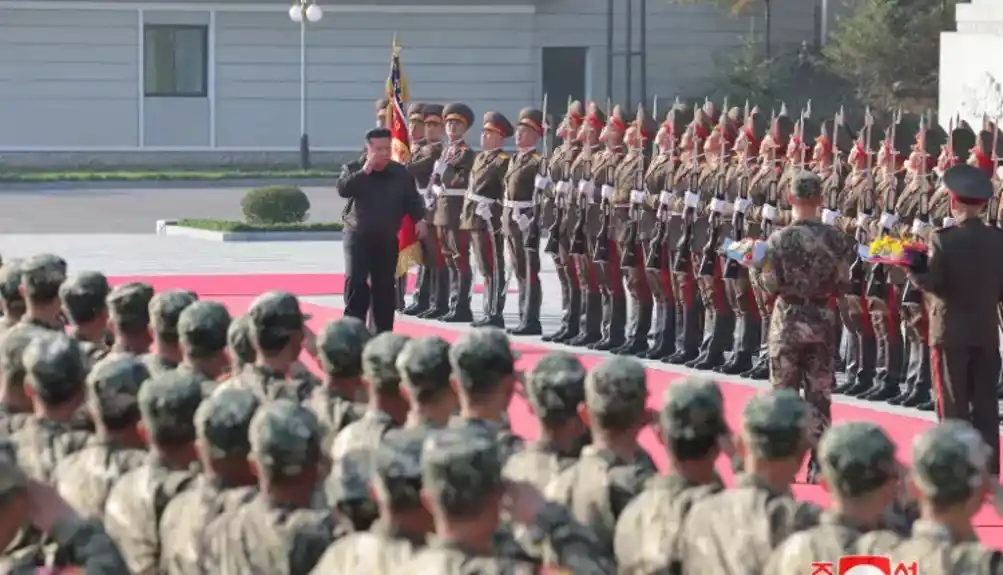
[741,389,810,461]
[0,327,39,392]
[86,355,149,430]
[20,254,67,304]
[178,301,231,360]
[396,336,452,405]
[0,260,26,315]
[59,271,110,326]
[911,420,991,508]
[373,433,424,511]
[149,290,198,344]
[448,328,517,398]
[327,447,378,530]
[106,282,154,335]
[818,421,898,500]
[659,376,728,461]
[227,315,256,368]
[362,333,410,396]
[195,388,259,461]
[585,357,648,431]
[23,331,86,407]
[526,352,586,426]
[248,399,322,482]
[247,291,309,354]
[421,427,503,518]
[138,370,203,447]
[317,317,370,379]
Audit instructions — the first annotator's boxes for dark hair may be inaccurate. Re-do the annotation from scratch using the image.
[366,127,392,142]
[668,434,720,462]
[62,292,107,325]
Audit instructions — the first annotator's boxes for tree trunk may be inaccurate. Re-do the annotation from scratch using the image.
[764,0,773,58]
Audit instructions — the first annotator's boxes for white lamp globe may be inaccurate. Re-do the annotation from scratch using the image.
[288,5,303,22]
[305,4,323,22]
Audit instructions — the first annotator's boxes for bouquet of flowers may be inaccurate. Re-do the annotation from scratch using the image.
[867,236,928,266]
[722,238,768,268]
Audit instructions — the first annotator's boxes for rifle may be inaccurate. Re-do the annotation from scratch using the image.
[569,129,594,256]
[822,109,842,225]
[621,99,655,268]
[673,124,701,272]
[526,93,549,252]
[646,109,677,272]
[699,104,729,277]
[593,159,615,263]
[903,111,932,305]
[848,108,875,296]
[866,109,902,300]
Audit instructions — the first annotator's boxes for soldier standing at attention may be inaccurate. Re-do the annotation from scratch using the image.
[755,170,858,479]
[614,376,728,573]
[0,260,25,341]
[143,289,198,376]
[391,335,457,432]
[906,163,1003,478]
[432,103,478,323]
[58,270,111,356]
[679,389,821,574]
[407,101,426,151]
[175,301,234,391]
[503,107,546,336]
[105,282,155,357]
[463,111,513,329]
[305,316,368,452]
[399,427,616,573]
[763,421,906,574]
[405,104,450,319]
[542,101,584,344]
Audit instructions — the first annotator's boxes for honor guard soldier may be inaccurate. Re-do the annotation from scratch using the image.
[404,104,449,318]
[407,101,426,151]
[929,121,975,226]
[590,104,629,351]
[503,107,546,335]
[906,163,1003,478]
[969,116,1001,179]
[612,104,658,355]
[542,101,585,344]
[375,97,390,129]
[463,111,513,328]
[566,103,607,347]
[431,103,477,323]
[642,100,688,361]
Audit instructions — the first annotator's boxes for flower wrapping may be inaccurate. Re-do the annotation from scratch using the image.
[722,238,768,268]
[866,237,928,266]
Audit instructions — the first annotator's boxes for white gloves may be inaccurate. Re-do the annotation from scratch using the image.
[821,209,840,226]
[578,180,595,200]
[761,204,778,221]
[911,218,931,235]
[601,184,615,200]
[630,190,646,205]
[659,191,673,207]
[433,160,447,177]
[516,214,532,232]
[534,174,552,190]
[734,197,752,214]
[475,202,492,221]
[684,191,700,209]
[855,212,870,227]
[879,212,899,231]
[942,216,957,228]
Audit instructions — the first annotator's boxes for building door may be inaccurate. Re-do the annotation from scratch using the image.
[541,47,588,143]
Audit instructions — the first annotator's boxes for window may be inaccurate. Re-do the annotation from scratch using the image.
[144,25,208,97]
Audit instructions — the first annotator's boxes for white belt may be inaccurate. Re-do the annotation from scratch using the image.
[432,185,466,197]
[503,199,534,210]
[466,193,497,204]
[418,187,429,194]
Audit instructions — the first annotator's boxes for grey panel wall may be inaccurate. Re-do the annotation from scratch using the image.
[0,8,138,148]
[215,11,535,150]
[143,10,210,147]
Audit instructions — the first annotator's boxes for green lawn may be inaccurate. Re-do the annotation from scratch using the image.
[176,219,343,233]
[0,168,340,183]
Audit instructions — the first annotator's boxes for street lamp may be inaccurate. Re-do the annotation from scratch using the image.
[289,0,323,169]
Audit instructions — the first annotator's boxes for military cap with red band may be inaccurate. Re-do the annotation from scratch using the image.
[406,102,426,122]
[660,99,692,137]
[567,100,584,123]
[423,103,444,124]
[482,111,514,138]
[443,102,475,127]
[518,107,545,136]
[585,102,606,133]
[943,163,994,204]
[608,105,628,133]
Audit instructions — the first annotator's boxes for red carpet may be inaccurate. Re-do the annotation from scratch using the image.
[210,293,1003,544]
[107,273,511,297]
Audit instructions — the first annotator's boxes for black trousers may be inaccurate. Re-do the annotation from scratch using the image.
[931,345,1002,475]
[343,231,398,333]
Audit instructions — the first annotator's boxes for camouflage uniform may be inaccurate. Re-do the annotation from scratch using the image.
[105,281,155,354]
[176,300,232,394]
[143,289,198,375]
[214,292,316,403]
[764,421,908,574]
[855,421,1002,573]
[160,388,260,575]
[400,427,616,574]
[201,400,350,574]
[0,259,25,343]
[0,327,36,438]
[679,389,821,574]
[755,171,858,446]
[7,254,66,338]
[614,376,728,573]
[545,357,657,557]
[447,327,525,463]
[310,433,427,573]
[392,335,454,433]
[52,356,150,520]
[103,371,203,575]
[305,316,369,453]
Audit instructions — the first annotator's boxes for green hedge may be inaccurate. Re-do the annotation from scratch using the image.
[176,219,343,232]
[240,186,311,224]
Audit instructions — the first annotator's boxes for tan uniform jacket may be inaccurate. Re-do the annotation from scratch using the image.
[432,141,477,227]
[501,150,544,237]
[460,149,510,231]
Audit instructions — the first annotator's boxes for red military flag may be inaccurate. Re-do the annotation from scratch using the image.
[386,36,422,278]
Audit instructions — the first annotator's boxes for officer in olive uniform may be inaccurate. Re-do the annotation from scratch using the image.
[907,163,1003,477]
[432,103,478,323]
[405,103,449,318]
[503,107,546,335]
[105,282,155,357]
[614,376,728,573]
[462,111,513,328]
[144,289,198,376]
[679,389,821,574]
[407,101,425,150]
[175,301,233,390]
[542,101,585,343]
[927,122,976,227]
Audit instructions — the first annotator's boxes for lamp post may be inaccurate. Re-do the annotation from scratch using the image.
[289,0,323,170]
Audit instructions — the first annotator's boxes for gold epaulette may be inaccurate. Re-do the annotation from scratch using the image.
[498,152,509,160]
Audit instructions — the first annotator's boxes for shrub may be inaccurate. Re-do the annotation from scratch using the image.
[240,186,311,224]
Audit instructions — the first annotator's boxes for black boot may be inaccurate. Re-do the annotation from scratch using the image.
[568,292,602,347]
[863,331,902,402]
[742,347,770,379]
[543,263,573,341]
[889,339,919,405]
[834,331,861,393]
[903,343,932,408]
[441,270,473,323]
[844,336,877,396]
[553,286,582,343]
[419,267,450,319]
[509,280,542,336]
[617,298,651,356]
[670,287,703,364]
[917,400,935,412]
[647,301,677,359]
[719,315,758,374]
[403,264,432,316]
[589,289,617,351]
[694,309,734,370]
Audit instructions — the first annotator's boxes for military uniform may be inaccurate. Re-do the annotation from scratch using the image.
[175,300,233,393]
[104,371,203,575]
[58,270,112,361]
[160,388,260,575]
[143,289,198,376]
[0,259,25,345]
[0,327,36,439]
[105,281,155,356]
[614,376,728,573]
[432,103,478,323]
[542,101,584,344]
[390,335,454,432]
[679,390,822,574]
[503,107,547,335]
[201,400,350,574]
[404,103,450,318]
[306,317,368,452]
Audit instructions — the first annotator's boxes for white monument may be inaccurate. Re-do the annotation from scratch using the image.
[940,0,1003,125]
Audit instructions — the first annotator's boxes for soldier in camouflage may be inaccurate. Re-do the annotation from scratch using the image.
[679,389,821,574]
[764,421,907,574]
[310,433,430,573]
[160,388,260,575]
[201,399,349,574]
[176,300,233,393]
[58,271,112,363]
[52,356,150,520]
[144,289,198,375]
[0,327,35,437]
[0,259,25,341]
[103,370,203,575]
[545,356,657,557]
[399,426,616,573]
[447,327,524,463]
[392,335,457,432]
[105,281,155,357]
[755,170,858,477]
[614,376,728,573]
[305,316,369,454]
[226,312,323,394]
[12,254,66,333]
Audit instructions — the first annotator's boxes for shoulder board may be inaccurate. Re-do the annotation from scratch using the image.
[498,152,509,159]
[935,226,955,234]
[532,152,540,158]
